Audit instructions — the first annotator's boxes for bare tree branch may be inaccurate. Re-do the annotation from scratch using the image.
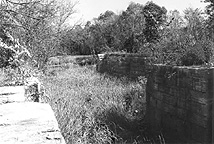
[4,9,41,21]
[5,0,40,5]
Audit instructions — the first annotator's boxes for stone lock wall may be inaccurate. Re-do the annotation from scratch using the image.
[97,54,214,143]
[97,53,151,79]
[146,64,214,143]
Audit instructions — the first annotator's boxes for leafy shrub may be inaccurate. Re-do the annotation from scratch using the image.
[0,64,40,86]
[178,50,204,66]
[0,46,15,68]
[0,29,31,68]
[176,41,214,66]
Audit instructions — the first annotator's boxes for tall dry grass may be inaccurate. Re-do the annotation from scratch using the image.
[42,64,163,144]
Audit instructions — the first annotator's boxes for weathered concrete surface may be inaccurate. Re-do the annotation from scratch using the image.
[0,86,25,103]
[0,102,66,144]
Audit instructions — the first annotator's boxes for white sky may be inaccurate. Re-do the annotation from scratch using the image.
[71,0,208,24]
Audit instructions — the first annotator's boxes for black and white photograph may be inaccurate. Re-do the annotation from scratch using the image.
[0,0,213,143]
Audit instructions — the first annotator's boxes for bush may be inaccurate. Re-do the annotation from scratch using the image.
[75,56,98,66]
[178,50,204,66]
[0,64,41,86]
[0,46,15,68]
[176,41,214,66]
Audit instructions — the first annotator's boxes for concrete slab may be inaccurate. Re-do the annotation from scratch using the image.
[0,86,25,103]
[0,102,66,144]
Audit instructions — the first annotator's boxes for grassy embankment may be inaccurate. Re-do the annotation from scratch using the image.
[42,63,164,144]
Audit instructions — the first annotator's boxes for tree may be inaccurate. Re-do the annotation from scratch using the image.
[181,7,213,65]
[204,0,214,36]
[143,1,167,43]
[156,7,214,65]
[121,2,145,52]
[139,1,167,60]
[0,26,31,68]
[0,0,77,68]
[156,10,185,64]
[184,8,206,41]
[57,1,167,55]
[82,11,118,54]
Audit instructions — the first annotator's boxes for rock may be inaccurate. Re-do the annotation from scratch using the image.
[47,57,60,65]
[25,77,41,102]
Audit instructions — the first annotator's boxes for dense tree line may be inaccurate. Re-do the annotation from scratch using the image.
[0,0,214,67]
[60,2,167,55]
[60,1,214,66]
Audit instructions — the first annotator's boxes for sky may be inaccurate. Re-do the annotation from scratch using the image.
[71,0,208,24]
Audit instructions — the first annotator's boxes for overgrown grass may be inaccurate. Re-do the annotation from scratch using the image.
[42,64,163,144]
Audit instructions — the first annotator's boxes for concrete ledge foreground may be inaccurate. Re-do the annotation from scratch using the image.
[0,86,25,103]
[0,102,66,144]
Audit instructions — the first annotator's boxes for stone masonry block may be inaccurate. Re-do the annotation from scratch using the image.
[189,123,208,143]
[189,112,208,127]
[176,97,188,109]
[147,65,213,143]
[162,94,177,106]
[163,103,177,115]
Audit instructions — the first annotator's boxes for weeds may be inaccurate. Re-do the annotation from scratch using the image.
[42,64,163,144]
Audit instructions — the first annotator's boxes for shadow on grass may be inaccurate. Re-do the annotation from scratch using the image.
[95,106,165,144]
